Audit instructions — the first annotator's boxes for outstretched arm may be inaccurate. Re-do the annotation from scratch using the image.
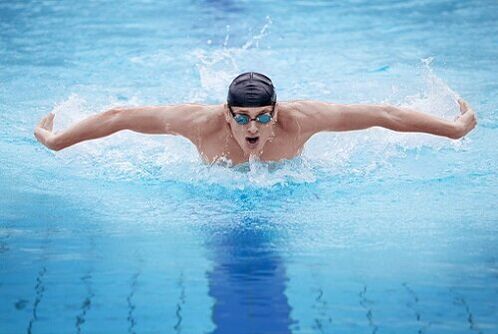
[34,104,210,151]
[293,99,476,139]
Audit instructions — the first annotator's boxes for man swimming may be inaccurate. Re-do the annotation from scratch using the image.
[35,72,477,165]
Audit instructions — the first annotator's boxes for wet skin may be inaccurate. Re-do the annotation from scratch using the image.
[34,99,476,165]
[196,103,311,165]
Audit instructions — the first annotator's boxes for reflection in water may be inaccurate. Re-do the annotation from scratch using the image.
[174,271,186,333]
[126,272,140,334]
[75,273,94,334]
[27,266,47,334]
[206,216,292,334]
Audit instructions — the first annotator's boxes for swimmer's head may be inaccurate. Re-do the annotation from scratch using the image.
[225,72,278,156]
[227,72,277,107]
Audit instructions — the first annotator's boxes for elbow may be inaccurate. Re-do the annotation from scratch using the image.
[381,105,406,130]
[105,107,125,122]
[383,105,402,120]
[104,107,127,129]
[106,107,125,116]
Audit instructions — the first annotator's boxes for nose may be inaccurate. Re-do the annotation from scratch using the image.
[247,121,258,134]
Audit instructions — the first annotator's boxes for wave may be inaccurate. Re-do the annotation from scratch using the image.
[48,22,466,190]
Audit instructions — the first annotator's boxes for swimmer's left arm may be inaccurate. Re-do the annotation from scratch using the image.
[294,99,476,139]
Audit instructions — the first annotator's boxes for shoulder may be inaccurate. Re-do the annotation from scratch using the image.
[276,100,344,134]
[276,101,306,127]
[153,103,224,142]
[277,100,341,117]
[276,100,338,130]
[195,103,225,132]
[182,103,225,140]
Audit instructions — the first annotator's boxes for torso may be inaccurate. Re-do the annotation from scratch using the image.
[193,102,311,165]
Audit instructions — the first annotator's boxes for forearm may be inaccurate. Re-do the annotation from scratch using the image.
[50,109,124,151]
[382,105,460,139]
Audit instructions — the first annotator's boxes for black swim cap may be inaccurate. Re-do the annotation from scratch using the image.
[227,72,277,107]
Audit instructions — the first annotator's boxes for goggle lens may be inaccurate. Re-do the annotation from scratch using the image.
[256,113,272,124]
[234,114,250,125]
[233,113,272,125]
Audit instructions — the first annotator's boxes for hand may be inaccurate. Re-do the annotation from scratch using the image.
[34,112,57,150]
[454,99,477,138]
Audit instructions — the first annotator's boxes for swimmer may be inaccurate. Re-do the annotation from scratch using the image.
[35,72,477,165]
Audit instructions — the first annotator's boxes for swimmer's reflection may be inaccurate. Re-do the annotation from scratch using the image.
[206,216,292,334]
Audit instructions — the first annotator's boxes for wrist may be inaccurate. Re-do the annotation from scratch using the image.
[46,133,62,151]
[451,122,464,139]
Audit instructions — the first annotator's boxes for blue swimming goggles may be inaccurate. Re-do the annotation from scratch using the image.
[228,103,276,125]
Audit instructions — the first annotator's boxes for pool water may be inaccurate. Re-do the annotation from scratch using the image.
[1,0,497,333]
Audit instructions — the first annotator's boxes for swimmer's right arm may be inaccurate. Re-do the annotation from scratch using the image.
[34,104,209,151]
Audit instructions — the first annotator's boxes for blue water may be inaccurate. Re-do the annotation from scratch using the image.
[1,0,497,333]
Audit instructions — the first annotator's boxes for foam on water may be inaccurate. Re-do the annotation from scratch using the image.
[189,16,273,103]
[1,2,496,332]
[45,20,467,190]
[50,77,464,190]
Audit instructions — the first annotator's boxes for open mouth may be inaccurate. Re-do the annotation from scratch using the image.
[246,136,260,145]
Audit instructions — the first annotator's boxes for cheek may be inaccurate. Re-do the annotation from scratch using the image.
[229,123,243,137]
[233,129,246,142]
[260,126,273,137]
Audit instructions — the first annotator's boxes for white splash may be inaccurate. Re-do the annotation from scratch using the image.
[304,57,466,173]
[189,16,274,103]
[50,24,466,190]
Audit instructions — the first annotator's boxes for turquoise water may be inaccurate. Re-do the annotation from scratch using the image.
[1,0,497,333]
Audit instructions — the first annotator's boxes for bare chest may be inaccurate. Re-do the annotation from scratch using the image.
[197,129,305,165]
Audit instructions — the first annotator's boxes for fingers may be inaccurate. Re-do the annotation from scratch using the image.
[38,115,47,128]
[458,99,471,114]
[453,98,477,137]
[468,111,477,127]
[462,108,477,135]
[37,113,55,130]
[46,113,55,131]
[34,127,47,144]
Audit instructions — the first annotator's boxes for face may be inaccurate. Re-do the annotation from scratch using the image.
[225,104,277,156]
